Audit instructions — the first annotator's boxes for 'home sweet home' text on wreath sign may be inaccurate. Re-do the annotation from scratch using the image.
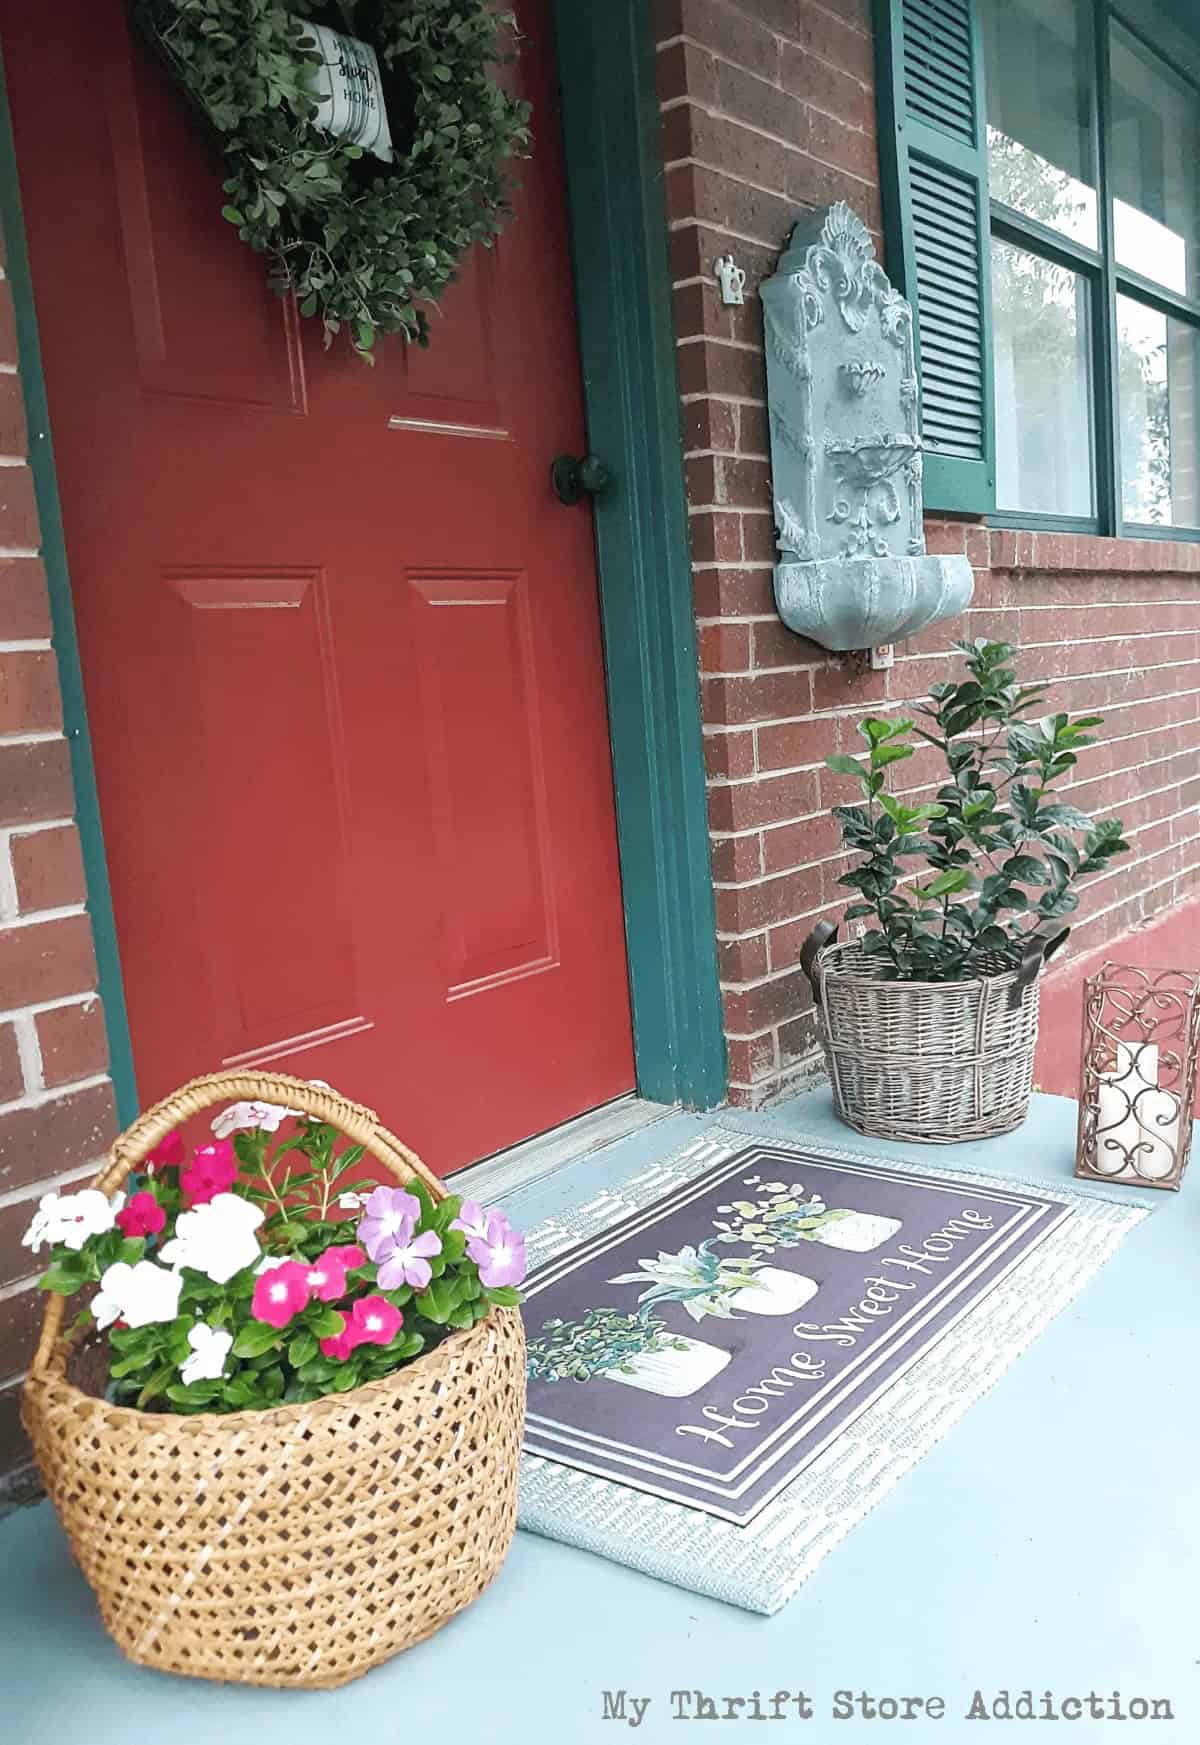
[133,0,531,358]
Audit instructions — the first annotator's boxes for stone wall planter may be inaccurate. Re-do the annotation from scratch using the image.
[761,203,974,651]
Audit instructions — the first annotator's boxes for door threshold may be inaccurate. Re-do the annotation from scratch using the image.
[452,1094,675,1204]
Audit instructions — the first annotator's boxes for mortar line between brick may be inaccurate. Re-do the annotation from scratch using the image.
[0,1069,111,1117]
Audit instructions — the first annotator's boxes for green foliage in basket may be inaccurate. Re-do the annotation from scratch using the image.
[24,1102,524,1415]
[825,640,1129,981]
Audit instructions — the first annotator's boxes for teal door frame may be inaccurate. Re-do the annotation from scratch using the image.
[0,1,726,1127]
[551,0,726,1110]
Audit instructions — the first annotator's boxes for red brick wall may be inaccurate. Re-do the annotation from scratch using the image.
[0,243,117,1499]
[655,0,1200,1105]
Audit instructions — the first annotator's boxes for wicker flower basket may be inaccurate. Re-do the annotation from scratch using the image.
[21,1070,526,1690]
[801,925,1067,1144]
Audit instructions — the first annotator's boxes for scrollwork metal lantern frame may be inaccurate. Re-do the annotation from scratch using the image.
[1075,962,1200,1191]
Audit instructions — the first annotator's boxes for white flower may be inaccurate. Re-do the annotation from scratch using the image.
[254,1253,292,1274]
[93,1259,183,1330]
[211,1100,302,1140]
[159,1193,265,1284]
[337,1191,368,1210]
[21,1188,125,1253]
[180,1323,233,1385]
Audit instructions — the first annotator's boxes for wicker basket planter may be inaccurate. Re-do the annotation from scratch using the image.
[802,928,1065,1144]
[21,1071,526,1689]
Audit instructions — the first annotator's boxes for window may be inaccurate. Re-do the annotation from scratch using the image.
[992,239,1094,518]
[875,0,1200,539]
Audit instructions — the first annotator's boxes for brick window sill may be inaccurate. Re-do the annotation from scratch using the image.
[925,515,1200,575]
[986,528,1200,575]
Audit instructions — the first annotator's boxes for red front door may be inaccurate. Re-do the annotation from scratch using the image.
[4,0,635,1171]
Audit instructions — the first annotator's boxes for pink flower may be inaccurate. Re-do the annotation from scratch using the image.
[323,1243,367,1271]
[358,1185,421,1261]
[467,1210,526,1289]
[302,1243,366,1303]
[115,1190,166,1239]
[320,1321,358,1361]
[374,1228,442,1292]
[181,1140,239,1205]
[347,1295,403,1346]
[146,1130,185,1170]
[250,1260,311,1328]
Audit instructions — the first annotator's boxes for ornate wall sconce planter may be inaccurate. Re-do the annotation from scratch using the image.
[1075,963,1200,1191]
[761,203,974,652]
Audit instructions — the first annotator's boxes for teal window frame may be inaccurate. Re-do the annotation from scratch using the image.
[878,0,1200,542]
[988,0,1200,542]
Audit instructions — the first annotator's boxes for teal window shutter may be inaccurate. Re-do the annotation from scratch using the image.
[874,0,996,514]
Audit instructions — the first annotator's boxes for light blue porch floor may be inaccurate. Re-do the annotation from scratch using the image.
[2,1090,1196,1743]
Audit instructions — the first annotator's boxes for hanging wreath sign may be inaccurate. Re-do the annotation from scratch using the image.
[134,0,531,358]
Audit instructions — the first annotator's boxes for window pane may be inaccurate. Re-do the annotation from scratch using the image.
[982,0,1098,249]
[1111,22,1200,300]
[992,238,1094,517]
[1117,295,1200,527]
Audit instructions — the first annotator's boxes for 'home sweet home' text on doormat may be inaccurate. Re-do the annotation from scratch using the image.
[517,1129,1147,1613]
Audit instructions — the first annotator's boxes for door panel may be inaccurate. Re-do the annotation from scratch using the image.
[4,0,636,1170]
[408,571,555,996]
[106,22,306,412]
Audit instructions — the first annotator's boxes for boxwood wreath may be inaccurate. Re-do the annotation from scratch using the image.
[133,0,531,357]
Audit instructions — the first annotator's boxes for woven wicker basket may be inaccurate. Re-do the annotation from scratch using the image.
[22,1070,526,1690]
[803,927,1066,1144]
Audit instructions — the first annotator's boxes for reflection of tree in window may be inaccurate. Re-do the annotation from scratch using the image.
[1117,299,1199,528]
[1118,307,1170,523]
[991,238,1091,518]
[981,0,1097,249]
[988,131,1097,249]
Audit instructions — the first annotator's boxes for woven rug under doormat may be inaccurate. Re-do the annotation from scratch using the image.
[517,1127,1149,1614]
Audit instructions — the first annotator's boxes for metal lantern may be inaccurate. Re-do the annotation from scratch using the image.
[1076,962,1200,1191]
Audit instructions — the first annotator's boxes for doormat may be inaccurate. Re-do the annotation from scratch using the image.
[517,1127,1149,1614]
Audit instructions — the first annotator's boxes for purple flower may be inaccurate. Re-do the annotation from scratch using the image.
[375,1228,443,1292]
[450,1200,490,1243]
[358,1186,420,1264]
[467,1210,527,1289]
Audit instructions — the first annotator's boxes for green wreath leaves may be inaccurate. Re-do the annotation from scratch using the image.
[134,0,531,357]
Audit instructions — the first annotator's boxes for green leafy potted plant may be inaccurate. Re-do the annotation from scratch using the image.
[804,640,1128,1142]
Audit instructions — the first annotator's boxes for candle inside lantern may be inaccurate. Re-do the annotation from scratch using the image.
[1117,1041,1180,1179]
[1135,1080,1181,1179]
[1095,1040,1157,1176]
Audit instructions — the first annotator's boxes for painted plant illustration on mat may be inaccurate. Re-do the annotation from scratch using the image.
[520,1144,1072,1524]
[525,1171,906,1400]
[608,1239,818,1321]
[524,1305,729,1399]
[711,1173,902,1255]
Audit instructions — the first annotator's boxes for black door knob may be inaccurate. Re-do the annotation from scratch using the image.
[551,452,612,505]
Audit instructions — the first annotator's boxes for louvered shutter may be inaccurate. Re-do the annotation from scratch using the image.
[874,0,996,514]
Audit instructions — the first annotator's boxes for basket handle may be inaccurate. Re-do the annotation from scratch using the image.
[30,1068,443,1377]
[1007,923,1070,1008]
[800,921,838,1006]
